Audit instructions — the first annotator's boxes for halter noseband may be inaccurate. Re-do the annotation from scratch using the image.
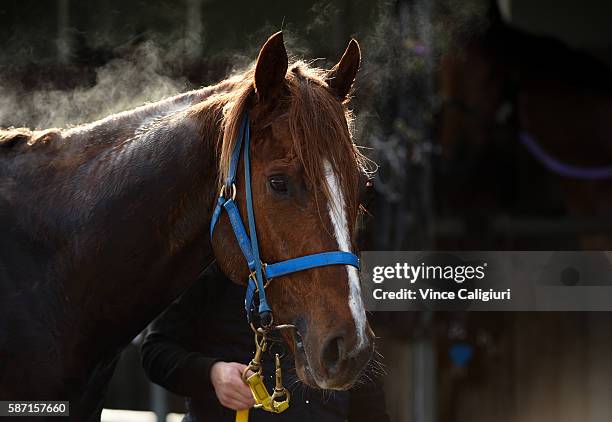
[210,113,360,327]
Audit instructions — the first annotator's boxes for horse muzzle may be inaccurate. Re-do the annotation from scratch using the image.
[294,323,375,390]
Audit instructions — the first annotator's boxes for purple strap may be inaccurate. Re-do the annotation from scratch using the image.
[519,131,612,180]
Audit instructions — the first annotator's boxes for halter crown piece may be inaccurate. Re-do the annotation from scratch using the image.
[210,113,360,327]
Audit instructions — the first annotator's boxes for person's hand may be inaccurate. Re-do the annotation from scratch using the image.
[210,361,256,410]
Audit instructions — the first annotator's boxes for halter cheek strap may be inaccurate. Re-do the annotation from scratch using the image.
[210,113,360,325]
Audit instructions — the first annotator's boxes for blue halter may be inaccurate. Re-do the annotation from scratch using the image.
[210,114,360,326]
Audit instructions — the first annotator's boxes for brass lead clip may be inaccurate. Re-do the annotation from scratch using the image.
[241,332,290,413]
[270,353,290,412]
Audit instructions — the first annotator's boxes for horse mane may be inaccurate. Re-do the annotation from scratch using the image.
[0,128,60,150]
[0,128,31,148]
[191,60,370,217]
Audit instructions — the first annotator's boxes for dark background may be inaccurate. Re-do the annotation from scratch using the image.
[2,0,612,421]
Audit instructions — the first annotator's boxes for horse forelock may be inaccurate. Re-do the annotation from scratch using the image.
[206,61,369,223]
[285,62,366,223]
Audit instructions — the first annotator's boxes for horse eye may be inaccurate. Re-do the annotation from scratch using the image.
[268,176,288,193]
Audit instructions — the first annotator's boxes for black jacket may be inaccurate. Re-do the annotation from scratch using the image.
[141,265,389,422]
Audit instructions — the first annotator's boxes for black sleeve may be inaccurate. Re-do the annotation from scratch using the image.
[140,277,219,399]
[347,375,390,422]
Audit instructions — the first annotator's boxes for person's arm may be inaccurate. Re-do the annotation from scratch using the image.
[140,279,218,398]
[140,272,255,410]
[347,375,390,422]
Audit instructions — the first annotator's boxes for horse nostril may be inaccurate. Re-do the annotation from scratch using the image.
[321,334,345,373]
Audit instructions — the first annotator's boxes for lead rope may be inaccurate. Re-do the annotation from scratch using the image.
[235,410,249,422]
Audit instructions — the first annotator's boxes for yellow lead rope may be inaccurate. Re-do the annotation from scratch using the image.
[236,409,249,422]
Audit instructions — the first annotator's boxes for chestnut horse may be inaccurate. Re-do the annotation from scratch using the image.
[0,32,374,420]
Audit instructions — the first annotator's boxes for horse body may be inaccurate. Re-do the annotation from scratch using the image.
[0,86,224,415]
[0,32,374,419]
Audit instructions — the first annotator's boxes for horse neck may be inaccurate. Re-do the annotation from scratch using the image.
[58,88,227,363]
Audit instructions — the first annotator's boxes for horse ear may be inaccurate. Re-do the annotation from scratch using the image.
[254,31,288,101]
[327,39,361,100]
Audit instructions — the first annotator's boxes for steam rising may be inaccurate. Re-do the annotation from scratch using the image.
[0,0,490,138]
[355,0,491,197]
[0,41,188,129]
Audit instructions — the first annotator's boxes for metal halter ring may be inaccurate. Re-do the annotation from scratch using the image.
[219,183,237,201]
[249,263,273,291]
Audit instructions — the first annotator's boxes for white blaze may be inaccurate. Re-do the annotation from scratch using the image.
[323,161,367,350]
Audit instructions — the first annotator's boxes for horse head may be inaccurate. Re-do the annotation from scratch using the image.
[211,32,374,390]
